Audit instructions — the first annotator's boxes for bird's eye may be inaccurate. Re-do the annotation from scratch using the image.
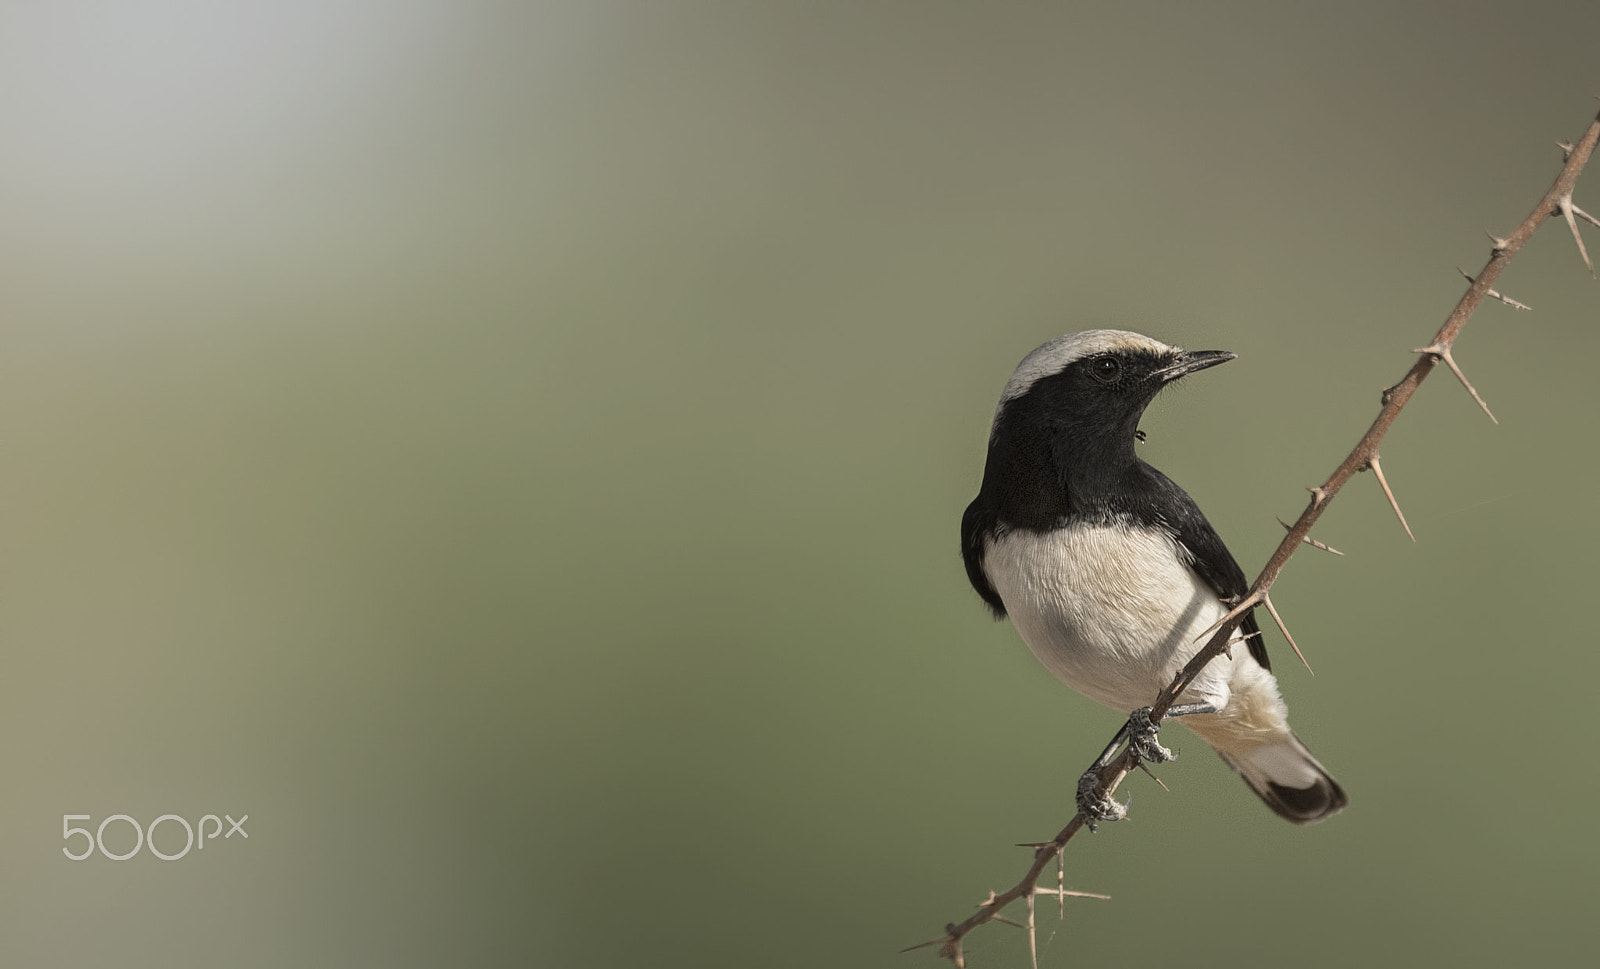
[1091,356,1121,382]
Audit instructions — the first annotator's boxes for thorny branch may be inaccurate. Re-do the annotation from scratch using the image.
[911,101,1600,968]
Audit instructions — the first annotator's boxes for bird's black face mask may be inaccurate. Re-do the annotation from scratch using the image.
[1024,347,1235,445]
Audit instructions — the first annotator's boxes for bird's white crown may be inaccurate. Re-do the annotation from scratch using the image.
[997,329,1177,407]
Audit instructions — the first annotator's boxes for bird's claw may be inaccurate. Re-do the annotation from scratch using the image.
[1076,770,1127,830]
[1127,706,1176,764]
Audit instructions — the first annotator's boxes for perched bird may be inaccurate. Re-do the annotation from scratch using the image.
[961,329,1345,824]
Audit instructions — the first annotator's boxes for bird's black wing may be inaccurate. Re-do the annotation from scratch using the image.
[960,497,1008,618]
[1139,464,1271,671]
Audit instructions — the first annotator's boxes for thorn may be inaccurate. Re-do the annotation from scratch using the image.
[1456,267,1531,311]
[1027,892,1038,969]
[1486,230,1511,251]
[1558,140,1575,161]
[991,914,1024,930]
[1557,194,1594,274]
[1263,592,1314,675]
[974,890,1025,929]
[1136,760,1171,791]
[1573,202,1600,229]
[1227,629,1263,663]
[1414,343,1498,424]
[1191,592,1262,645]
[1307,486,1329,508]
[1221,630,1264,663]
[900,934,952,954]
[1035,888,1111,901]
[1057,846,1066,919]
[1277,516,1344,555]
[1366,454,1415,542]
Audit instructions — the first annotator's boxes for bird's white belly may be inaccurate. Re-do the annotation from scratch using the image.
[984,523,1228,713]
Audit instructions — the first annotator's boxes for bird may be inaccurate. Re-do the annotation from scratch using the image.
[960,329,1346,824]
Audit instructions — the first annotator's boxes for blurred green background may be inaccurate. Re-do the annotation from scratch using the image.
[1,2,1597,966]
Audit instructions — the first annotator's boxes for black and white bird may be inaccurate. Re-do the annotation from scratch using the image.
[961,329,1346,824]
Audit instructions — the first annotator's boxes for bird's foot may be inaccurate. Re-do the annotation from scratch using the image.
[1127,706,1176,764]
[1075,770,1127,830]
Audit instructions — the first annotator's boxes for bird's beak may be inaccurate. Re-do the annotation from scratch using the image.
[1150,349,1236,384]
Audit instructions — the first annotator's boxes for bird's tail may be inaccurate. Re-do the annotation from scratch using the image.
[1214,732,1347,825]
